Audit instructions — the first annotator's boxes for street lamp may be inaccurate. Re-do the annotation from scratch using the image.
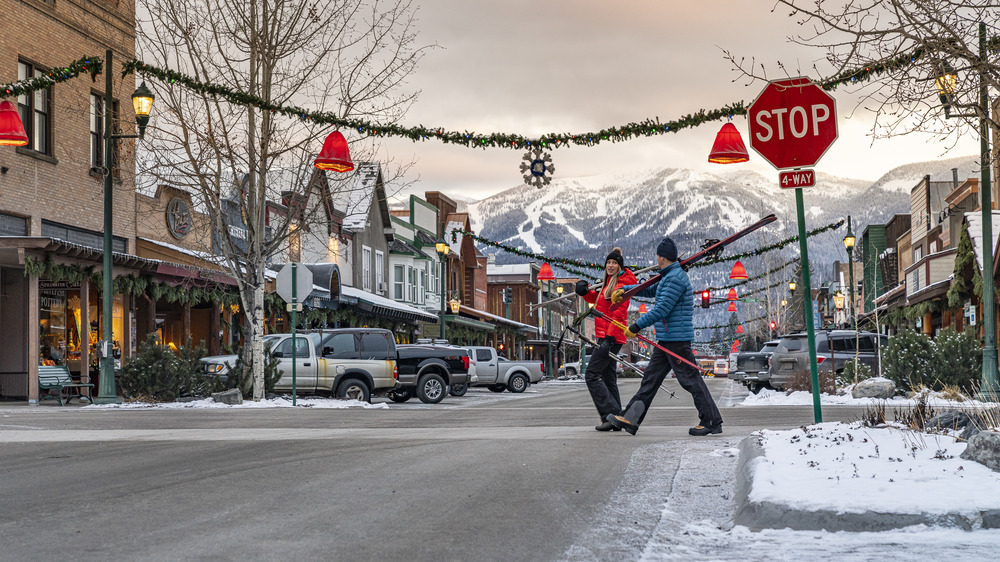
[788,280,797,295]
[97,49,155,404]
[935,22,999,400]
[844,216,856,329]
[537,263,556,379]
[449,298,461,314]
[436,238,449,340]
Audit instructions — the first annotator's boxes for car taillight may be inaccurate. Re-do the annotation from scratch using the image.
[816,356,826,364]
[540,361,545,375]
[462,356,469,370]
[393,364,398,379]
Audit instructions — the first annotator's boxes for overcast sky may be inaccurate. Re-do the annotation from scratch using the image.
[379,0,979,203]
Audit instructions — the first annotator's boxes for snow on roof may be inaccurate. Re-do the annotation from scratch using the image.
[340,285,439,322]
[487,263,535,276]
[342,163,381,231]
[446,220,464,254]
[138,237,225,265]
[455,303,537,333]
[964,211,1000,273]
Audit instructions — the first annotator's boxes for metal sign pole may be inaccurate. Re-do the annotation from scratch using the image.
[794,188,822,423]
[291,263,297,407]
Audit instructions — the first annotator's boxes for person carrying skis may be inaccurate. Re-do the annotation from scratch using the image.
[606,236,723,436]
[575,247,636,431]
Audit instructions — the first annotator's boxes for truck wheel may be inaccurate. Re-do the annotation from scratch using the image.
[389,388,412,403]
[416,373,446,404]
[566,367,577,377]
[487,384,506,393]
[449,383,468,397]
[337,379,371,403]
[507,373,528,393]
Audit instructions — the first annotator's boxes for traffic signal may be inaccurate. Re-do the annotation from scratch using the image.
[769,321,777,335]
[503,287,513,303]
[701,290,710,308]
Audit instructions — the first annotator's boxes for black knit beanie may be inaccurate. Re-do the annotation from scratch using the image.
[605,247,625,270]
[656,237,678,261]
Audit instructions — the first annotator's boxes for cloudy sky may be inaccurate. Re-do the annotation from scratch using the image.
[379,0,979,203]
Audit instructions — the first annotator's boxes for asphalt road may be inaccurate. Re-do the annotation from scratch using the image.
[0,378,864,561]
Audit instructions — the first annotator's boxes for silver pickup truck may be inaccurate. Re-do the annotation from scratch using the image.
[464,346,544,393]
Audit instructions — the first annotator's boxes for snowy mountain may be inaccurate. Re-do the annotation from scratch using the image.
[464,155,980,311]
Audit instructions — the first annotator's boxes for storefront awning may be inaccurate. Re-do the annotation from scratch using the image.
[340,285,439,323]
[446,314,496,331]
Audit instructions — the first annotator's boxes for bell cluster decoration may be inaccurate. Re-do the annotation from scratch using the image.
[520,149,554,188]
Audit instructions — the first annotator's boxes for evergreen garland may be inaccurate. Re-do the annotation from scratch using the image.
[0,56,101,97]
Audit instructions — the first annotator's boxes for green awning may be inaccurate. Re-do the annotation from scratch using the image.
[446,315,495,331]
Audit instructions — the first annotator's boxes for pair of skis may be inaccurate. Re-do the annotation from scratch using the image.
[608,214,777,312]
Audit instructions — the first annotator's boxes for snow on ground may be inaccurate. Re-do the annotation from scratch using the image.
[83,396,389,409]
[738,380,1000,409]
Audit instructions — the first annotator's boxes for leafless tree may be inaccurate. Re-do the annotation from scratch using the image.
[136,0,430,399]
[725,1,999,149]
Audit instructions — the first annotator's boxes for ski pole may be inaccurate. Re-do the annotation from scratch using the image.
[566,325,677,399]
[590,309,702,371]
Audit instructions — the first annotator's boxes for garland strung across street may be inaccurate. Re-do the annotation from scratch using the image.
[694,314,767,331]
[0,56,101,97]
[687,219,843,269]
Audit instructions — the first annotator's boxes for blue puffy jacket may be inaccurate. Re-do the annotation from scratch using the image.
[626,262,694,342]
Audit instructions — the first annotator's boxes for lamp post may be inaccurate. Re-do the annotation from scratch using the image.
[96,49,155,404]
[537,263,555,379]
[555,285,563,369]
[436,239,449,340]
[936,22,1000,400]
[843,216,857,329]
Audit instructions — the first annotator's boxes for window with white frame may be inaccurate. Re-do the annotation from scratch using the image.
[393,265,405,300]
[428,262,437,296]
[407,266,416,302]
[362,246,372,291]
[418,268,426,305]
[375,250,385,294]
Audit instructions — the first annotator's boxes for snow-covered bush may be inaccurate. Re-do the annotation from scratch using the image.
[881,327,933,392]
[928,327,981,391]
[118,334,212,401]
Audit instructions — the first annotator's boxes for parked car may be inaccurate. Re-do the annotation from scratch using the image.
[200,329,398,402]
[465,346,544,393]
[559,354,624,377]
[759,330,887,391]
[391,344,471,404]
[734,340,780,393]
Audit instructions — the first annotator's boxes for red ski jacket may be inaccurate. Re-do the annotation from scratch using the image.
[582,268,637,344]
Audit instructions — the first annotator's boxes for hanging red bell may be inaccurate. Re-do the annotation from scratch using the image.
[708,122,749,164]
[727,288,738,301]
[729,260,748,280]
[0,100,28,147]
[537,263,555,282]
[314,130,354,172]
[727,301,737,312]
[736,325,744,334]
[639,303,648,314]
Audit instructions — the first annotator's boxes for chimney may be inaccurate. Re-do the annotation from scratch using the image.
[952,168,959,189]
[487,253,496,265]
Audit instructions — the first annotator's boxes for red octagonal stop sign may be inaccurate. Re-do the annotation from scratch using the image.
[748,77,838,170]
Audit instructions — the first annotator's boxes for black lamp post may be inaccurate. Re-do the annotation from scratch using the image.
[935,22,999,400]
[95,49,154,404]
[843,216,856,329]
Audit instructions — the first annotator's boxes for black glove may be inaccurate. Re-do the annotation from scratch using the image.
[575,280,590,296]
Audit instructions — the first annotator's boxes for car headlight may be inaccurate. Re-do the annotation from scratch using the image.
[204,364,224,374]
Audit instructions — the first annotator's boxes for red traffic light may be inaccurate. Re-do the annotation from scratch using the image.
[701,290,710,309]
[770,321,777,331]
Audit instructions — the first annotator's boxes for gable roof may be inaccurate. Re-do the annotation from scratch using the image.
[342,163,390,232]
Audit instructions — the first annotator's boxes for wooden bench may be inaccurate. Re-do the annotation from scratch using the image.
[38,365,94,406]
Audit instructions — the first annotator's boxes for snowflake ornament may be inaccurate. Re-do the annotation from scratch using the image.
[520,149,555,188]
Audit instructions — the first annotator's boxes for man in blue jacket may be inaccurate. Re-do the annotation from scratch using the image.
[606,236,723,436]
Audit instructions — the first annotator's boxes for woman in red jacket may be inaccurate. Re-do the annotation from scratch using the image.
[575,247,636,431]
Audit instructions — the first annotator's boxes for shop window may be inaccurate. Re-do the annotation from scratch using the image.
[393,264,404,300]
[0,213,27,236]
[41,219,126,253]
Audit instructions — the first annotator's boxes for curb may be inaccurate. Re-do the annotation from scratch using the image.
[732,435,1000,532]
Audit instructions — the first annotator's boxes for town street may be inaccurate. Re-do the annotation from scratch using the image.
[0,378,863,561]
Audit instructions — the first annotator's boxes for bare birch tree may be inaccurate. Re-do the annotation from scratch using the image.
[136,0,429,399]
[726,1,999,147]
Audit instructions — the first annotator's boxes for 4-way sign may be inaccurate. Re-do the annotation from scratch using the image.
[748,77,838,170]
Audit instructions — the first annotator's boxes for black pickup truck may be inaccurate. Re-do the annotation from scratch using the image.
[733,340,780,394]
[390,344,471,404]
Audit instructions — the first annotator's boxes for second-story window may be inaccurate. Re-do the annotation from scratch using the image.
[362,246,372,291]
[393,265,405,300]
[18,61,51,155]
[375,250,385,294]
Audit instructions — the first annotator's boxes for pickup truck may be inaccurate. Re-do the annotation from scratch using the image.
[389,344,472,404]
[200,329,398,402]
[732,340,779,393]
[464,346,544,393]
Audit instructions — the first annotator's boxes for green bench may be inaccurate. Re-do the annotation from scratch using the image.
[38,365,94,406]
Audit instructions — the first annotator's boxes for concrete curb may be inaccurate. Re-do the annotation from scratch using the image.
[732,435,1000,532]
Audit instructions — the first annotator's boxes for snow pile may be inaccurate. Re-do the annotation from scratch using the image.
[749,422,1000,515]
[740,384,999,408]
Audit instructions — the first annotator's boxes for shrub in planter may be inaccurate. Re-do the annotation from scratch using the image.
[881,327,933,391]
[929,327,981,391]
[118,334,213,401]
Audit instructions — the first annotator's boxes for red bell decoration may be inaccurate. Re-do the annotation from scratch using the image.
[727,288,738,301]
[736,325,744,334]
[638,303,648,314]
[729,261,748,280]
[727,301,737,312]
[0,100,28,146]
[314,130,354,172]
[537,263,555,282]
[707,122,749,164]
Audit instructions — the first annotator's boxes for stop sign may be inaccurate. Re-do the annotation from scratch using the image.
[747,77,838,170]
